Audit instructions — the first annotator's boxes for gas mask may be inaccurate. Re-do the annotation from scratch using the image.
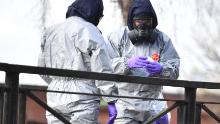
[128,17,154,44]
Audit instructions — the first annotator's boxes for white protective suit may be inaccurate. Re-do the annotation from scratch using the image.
[106,27,180,123]
[38,16,116,124]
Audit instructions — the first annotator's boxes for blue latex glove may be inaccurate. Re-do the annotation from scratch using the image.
[127,56,148,68]
[155,114,169,124]
[107,103,117,124]
[145,61,162,75]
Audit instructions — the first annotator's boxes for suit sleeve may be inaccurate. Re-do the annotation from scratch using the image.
[81,26,118,102]
[159,37,180,79]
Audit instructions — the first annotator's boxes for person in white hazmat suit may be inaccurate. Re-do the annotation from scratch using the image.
[38,0,117,123]
[105,0,180,123]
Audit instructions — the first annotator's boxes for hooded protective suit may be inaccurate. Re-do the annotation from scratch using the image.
[38,0,116,123]
[106,0,180,123]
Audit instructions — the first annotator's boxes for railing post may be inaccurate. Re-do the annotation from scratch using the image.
[0,88,4,124]
[2,72,19,124]
[195,103,202,124]
[177,103,186,124]
[18,92,26,124]
[185,87,197,124]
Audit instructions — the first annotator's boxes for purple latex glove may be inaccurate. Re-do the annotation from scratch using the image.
[107,103,117,124]
[127,56,148,68]
[154,114,169,124]
[145,61,162,75]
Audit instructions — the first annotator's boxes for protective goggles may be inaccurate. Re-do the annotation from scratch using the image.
[133,17,153,29]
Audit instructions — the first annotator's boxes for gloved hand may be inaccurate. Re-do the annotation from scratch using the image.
[107,103,117,124]
[127,56,148,68]
[145,61,162,75]
[155,114,169,124]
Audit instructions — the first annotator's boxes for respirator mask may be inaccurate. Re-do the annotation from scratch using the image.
[128,17,154,44]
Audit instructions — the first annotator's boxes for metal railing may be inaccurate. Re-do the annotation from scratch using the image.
[0,62,220,124]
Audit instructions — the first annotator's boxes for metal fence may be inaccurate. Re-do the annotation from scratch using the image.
[0,62,220,124]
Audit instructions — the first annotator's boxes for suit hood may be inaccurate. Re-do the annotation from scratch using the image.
[127,0,158,30]
[66,0,104,26]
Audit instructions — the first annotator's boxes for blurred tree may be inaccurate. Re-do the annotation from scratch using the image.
[117,0,132,24]
[191,0,220,82]
[39,0,50,32]
[29,0,50,32]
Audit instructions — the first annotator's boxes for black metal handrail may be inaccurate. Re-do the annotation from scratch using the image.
[0,63,220,124]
